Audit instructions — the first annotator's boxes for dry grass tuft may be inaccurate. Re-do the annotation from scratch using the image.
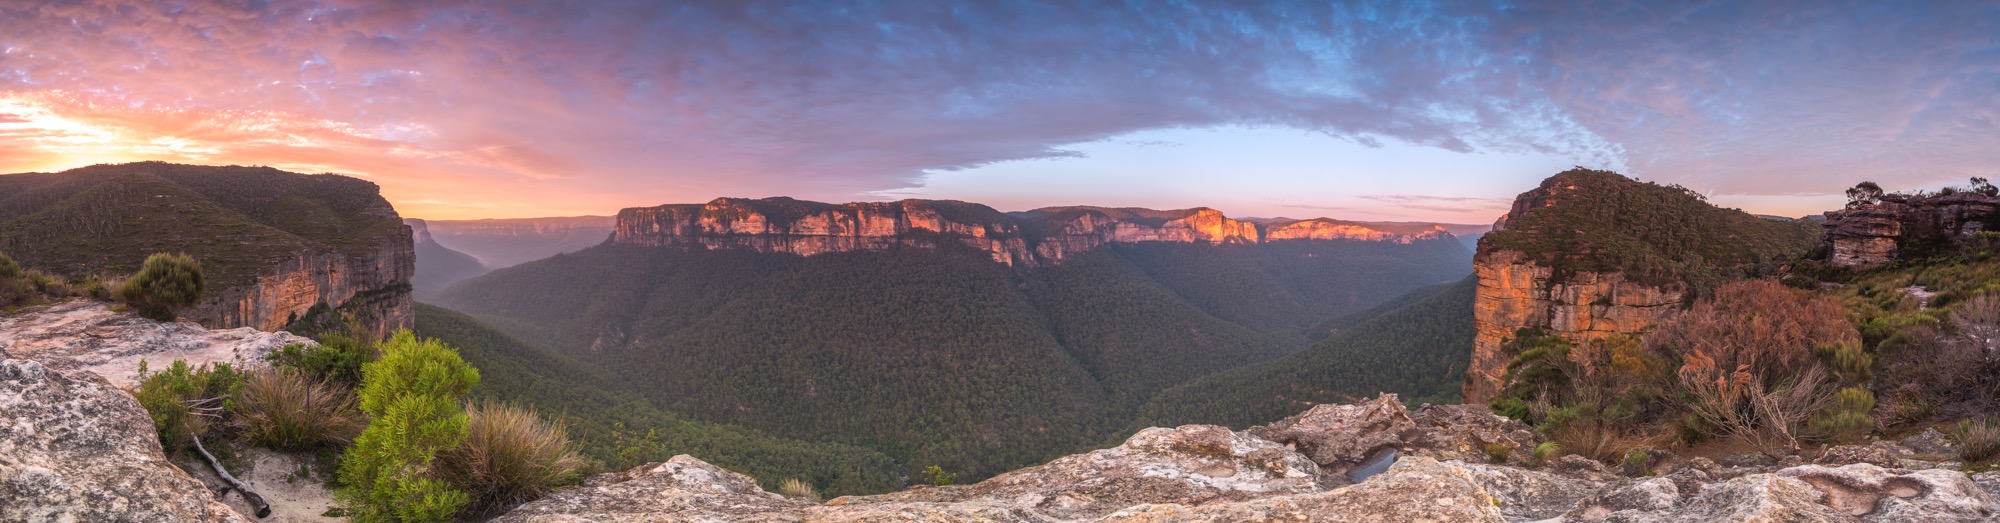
[235,367,364,451]
[438,399,587,515]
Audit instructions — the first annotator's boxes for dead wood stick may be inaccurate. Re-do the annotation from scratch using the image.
[191,433,272,518]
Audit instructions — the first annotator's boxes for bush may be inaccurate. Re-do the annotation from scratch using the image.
[116,252,205,321]
[339,330,480,522]
[267,334,375,386]
[436,400,585,515]
[1807,387,1875,443]
[921,465,958,486]
[0,252,26,307]
[132,359,246,452]
[236,367,364,451]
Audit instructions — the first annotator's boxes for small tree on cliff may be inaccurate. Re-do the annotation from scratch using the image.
[1845,182,1885,209]
[116,252,205,321]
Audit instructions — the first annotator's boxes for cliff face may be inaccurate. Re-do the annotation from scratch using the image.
[0,163,416,339]
[1823,192,2000,269]
[1463,169,1816,403]
[611,198,1456,266]
[191,234,414,339]
[1465,250,1684,402]
[615,198,1039,265]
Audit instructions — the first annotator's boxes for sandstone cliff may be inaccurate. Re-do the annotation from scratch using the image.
[611,197,1457,266]
[1463,169,1817,403]
[1823,192,2000,269]
[0,162,416,339]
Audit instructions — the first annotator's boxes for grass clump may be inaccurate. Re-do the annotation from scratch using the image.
[235,367,364,451]
[437,399,586,516]
[115,252,204,321]
[778,478,821,501]
[1954,418,2000,464]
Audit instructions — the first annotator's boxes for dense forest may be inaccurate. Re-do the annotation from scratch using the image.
[1132,277,1477,429]
[434,234,1471,480]
[1481,168,1820,291]
[411,303,902,496]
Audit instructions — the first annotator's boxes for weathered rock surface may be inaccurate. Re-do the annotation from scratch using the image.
[1465,249,1684,402]
[0,299,308,388]
[611,197,1457,267]
[830,424,1319,520]
[492,455,813,523]
[0,358,249,522]
[1249,394,1545,480]
[492,395,2000,522]
[1824,192,2000,269]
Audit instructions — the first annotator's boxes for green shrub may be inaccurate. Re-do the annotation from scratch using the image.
[436,400,585,516]
[116,252,205,321]
[1531,442,1561,464]
[339,330,480,522]
[1808,387,1876,443]
[1955,418,2000,464]
[268,334,374,386]
[921,465,958,486]
[237,367,364,451]
[132,359,246,452]
[0,253,25,307]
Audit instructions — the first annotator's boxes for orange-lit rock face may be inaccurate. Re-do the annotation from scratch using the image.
[184,222,416,340]
[613,199,1454,266]
[616,199,1037,265]
[1463,250,1683,403]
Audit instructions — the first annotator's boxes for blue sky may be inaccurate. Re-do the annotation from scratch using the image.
[2,1,1996,222]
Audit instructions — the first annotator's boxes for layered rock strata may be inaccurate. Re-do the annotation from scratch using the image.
[1464,249,1685,402]
[190,232,414,340]
[494,394,2000,522]
[612,197,1457,266]
[1823,192,2000,269]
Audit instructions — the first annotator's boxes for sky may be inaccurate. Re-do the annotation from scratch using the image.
[1,1,1996,223]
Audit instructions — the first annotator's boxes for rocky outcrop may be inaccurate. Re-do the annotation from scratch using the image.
[493,394,1999,522]
[1823,192,2000,269]
[190,231,414,340]
[0,358,250,522]
[612,197,1459,266]
[1464,249,1684,402]
[0,163,416,339]
[616,197,1041,266]
[0,299,306,388]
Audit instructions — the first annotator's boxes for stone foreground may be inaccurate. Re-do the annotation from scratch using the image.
[0,299,309,388]
[0,358,248,522]
[498,395,2000,522]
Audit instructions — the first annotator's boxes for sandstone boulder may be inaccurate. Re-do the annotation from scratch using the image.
[1095,456,1505,523]
[1249,393,1543,483]
[0,358,248,522]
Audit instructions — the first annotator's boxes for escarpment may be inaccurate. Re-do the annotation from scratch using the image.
[1822,191,2000,269]
[0,162,415,338]
[611,197,1458,266]
[1463,169,1818,403]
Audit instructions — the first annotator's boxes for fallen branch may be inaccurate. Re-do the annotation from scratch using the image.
[191,433,271,518]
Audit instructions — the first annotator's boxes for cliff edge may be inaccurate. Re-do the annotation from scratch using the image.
[0,162,415,338]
